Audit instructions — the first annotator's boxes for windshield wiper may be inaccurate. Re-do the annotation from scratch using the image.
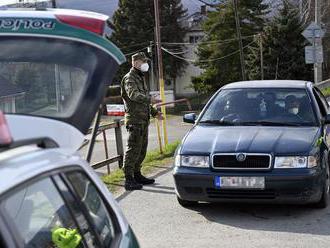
[238,121,302,127]
[199,120,236,125]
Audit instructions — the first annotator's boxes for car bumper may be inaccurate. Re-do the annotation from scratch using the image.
[173,166,323,204]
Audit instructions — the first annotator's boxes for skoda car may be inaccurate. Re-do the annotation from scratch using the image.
[174,80,330,208]
[0,9,139,247]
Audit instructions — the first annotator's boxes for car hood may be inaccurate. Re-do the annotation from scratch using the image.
[181,125,320,156]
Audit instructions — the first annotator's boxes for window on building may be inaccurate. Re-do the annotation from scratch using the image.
[189,36,204,43]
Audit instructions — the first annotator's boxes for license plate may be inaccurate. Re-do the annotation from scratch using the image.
[214,176,265,189]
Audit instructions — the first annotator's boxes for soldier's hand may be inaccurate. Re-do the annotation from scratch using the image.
[151,97,162,104]
[156,112,164,120]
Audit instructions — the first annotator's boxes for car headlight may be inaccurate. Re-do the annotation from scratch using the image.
[175,155,209,167]
[274,156,318,168]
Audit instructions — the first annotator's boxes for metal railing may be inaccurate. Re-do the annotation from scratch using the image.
[154,98,192,153]
[155,98,192,111]
[80,97,193,172]
[315,78,330,90]
[80,106,124,174]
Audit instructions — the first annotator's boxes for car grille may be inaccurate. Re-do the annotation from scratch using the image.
[213,154,271,169]
[206,188,276,199]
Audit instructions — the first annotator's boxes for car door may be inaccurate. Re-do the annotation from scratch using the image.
[63,170,125,248]
[0,172,100,248]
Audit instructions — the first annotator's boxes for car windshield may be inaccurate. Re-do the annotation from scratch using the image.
[0,37,97,118]
[200,88,317,126]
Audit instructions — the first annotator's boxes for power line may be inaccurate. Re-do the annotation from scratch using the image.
[162,49,188,55]
[162,40,255,63]
[162,34,256,46]
[162,35,256,53]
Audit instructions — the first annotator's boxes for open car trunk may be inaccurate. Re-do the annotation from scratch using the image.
[0,36,120,134]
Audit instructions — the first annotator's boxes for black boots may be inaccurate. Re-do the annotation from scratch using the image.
[134,171,155,185]
[124,172,155,191]
[124,176,143,191]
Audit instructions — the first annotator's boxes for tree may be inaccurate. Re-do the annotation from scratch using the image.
[192,0,269,94]
[111,0,188,88]
[246,0,313,81]
[320,0,330,80]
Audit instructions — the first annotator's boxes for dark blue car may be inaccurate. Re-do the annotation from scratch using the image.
[173,80,330,208]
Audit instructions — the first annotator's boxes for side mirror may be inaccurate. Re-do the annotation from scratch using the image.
[325,114,330,124]
[183,113,197,124]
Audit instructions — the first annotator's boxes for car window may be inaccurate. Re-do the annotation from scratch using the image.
[53,175,98,248]
[200,88,317,126]
[1,177,87,248]
[0,37,96,118]
[66,172,116,247]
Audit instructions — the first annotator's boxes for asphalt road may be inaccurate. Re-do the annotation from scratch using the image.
[79,115,192,173]
[117,168,330,248]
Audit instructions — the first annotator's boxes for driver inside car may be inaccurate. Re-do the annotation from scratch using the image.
[285,95,300,115]
[263,92,283,118]
[221,92,249,122]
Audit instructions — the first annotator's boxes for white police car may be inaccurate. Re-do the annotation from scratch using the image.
[0,8,139,248]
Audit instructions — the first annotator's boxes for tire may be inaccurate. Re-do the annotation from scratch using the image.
[314,163,330,209]
[177,196,198,207]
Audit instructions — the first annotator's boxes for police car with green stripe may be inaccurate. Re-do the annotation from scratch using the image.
[0,8,139,248]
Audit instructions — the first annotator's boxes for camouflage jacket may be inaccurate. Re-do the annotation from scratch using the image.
[121,67,158,125]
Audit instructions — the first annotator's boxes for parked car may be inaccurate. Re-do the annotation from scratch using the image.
[0,8,139,248]
[174,80,330,208]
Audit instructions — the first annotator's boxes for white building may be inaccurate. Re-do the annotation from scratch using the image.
[0,0,53,7]
[174,6,207,97]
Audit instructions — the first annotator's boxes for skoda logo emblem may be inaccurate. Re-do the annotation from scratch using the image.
[236,153,246,162]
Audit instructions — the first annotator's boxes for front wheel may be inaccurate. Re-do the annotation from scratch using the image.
[314,164,330,209]
[176,196,198,207]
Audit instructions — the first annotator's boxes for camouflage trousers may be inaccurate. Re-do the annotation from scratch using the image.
[123,123,149,177]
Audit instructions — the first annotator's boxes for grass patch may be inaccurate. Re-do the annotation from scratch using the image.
[101,141,180,192]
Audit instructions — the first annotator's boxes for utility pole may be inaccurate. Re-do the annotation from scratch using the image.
[259,34,264,80]
[153,0,168,146]
[232,0,246,81]
[51,0,57,8]
[147,41,155,91]
[299,0,303,21]
[314,0,322,84]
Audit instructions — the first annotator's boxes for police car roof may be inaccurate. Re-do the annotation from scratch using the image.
[222,80,311,89]
[0,8,109,21]
[0,147,84,195]
[0,8,125,65]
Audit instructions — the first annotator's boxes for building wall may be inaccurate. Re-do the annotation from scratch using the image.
[175,30,204,97]
[0,0,52,7]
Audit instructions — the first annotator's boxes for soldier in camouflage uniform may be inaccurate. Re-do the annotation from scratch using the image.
[121,52,163,191]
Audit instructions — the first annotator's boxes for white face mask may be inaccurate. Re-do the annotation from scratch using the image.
[288,107,299,115]
[140,63,149,72]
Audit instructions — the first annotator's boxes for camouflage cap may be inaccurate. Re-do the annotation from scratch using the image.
[132,52,148,62]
